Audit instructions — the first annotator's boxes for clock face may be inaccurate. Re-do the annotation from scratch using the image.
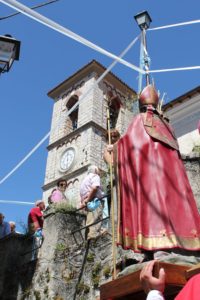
[60,148,75,171]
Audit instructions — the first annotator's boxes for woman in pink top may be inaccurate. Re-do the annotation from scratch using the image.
[49,179,68,204]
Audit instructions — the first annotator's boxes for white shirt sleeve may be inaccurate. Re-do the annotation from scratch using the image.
[146,290,165,300]
[90,174,100,187]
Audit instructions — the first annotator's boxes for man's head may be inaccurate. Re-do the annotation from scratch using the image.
[87,165,100,176]
[57,179,67,192]
[0,213,4,225]
[9,221,16,232]
[35,200,45,211]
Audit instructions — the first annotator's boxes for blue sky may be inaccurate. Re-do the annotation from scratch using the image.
[0,0,200,231]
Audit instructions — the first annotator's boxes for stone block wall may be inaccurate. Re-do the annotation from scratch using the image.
[0,233,36,300]
[0,209,113,300]
[183,154,200,211]
[49,74,106,146]
[44,72,135,206]
[0,154,199,299]
[43,125,108,207]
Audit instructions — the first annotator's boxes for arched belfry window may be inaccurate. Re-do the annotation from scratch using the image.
[108,95,121,129]
[66,95,79,133]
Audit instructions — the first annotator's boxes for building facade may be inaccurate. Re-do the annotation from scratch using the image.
[163,86,200,154]
[43,60,137,207]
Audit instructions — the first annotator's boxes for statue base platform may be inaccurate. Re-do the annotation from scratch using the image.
[100,261,200,300]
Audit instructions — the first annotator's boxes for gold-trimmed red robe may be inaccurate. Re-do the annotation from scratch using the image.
[114,106,200,252]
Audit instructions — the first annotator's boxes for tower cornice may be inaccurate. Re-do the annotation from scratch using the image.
[47,60,136,100]
[47,121,107,151]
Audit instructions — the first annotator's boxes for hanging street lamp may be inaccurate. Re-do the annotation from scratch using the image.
[134,10,152,30]
[0,34,21,75]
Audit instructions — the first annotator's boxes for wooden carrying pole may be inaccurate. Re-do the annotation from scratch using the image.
[106,100,117,279]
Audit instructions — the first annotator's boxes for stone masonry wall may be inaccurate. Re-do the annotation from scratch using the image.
[44,73,135,207]
[0,234,35,300]
[3,208,117,300]
[183,154,200,210]
[0,156,199,300]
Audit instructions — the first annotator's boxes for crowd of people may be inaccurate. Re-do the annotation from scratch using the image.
[0,212,21,239]
[0,163,108,242]
[0,202,45,240]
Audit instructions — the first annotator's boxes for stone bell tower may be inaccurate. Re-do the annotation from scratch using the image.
[43,60,137,207]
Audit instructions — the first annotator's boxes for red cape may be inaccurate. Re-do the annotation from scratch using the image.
[175,274,200,300]
[115,109,200,252]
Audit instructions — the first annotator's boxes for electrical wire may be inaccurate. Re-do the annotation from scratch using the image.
[1,1,200,184]
[0,0,144,74]
[149,19,200,73]
[0,200,34,205]
[2,2,200,75]
[0,132,50,184]
[149,65,200,74]
[0,35,140,185]
[0,0,60,20]
[150,19,200,31]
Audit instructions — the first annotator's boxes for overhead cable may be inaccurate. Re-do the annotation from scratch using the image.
[147,18,200,74]
[149,65,200,74]
[2,1,200,76]
[2,2,200,75]
[52,34,140,134]
[148,19,200,73]
[0,0,60,20]
[150,19,200,31]
[1,2,200,183]
[0,0,144,74]
[0,132,50,184]
[0,200,34,205]
[0,35,140,185]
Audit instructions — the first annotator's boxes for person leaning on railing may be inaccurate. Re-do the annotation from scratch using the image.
[80,165,106,240]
